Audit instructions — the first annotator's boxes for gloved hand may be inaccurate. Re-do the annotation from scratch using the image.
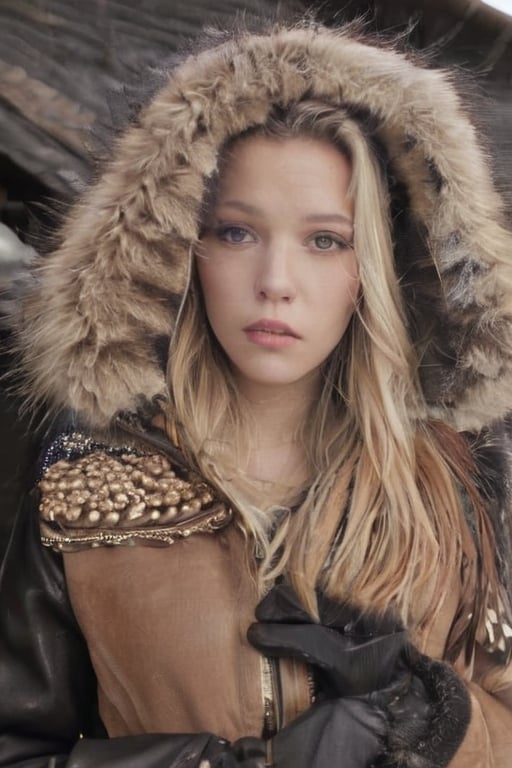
[248,582,407,696]
[209,737,266,767]
[212,696,386,768]
[248,583,471,768]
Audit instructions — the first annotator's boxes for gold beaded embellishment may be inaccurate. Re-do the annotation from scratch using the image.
[38,450,232,551]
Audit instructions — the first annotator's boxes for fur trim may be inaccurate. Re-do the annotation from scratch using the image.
[11,22,512,430]
[384,653,471,768]
[469,418,512,635]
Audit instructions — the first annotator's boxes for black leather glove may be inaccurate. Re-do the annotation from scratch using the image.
[248,583,471,768]
[248,583,406,697]
[210,738,266,768]
[212,697,386,768]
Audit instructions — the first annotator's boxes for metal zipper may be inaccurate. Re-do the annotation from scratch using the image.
[261,655,318,741]
[261,655,281,739]
[306,664,317,704]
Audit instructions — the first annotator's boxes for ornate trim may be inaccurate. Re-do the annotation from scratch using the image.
[40,504,233,551]
[38,447,232,551]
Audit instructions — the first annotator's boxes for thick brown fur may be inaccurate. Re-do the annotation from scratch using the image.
[10,20,512,431]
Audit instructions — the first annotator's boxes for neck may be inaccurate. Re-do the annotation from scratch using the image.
[227,373,320,493]
[236,372,319,449]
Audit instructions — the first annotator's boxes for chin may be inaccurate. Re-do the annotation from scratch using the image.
[235,365,320,392]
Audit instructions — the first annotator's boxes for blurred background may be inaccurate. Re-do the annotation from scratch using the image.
[1,0,511,553]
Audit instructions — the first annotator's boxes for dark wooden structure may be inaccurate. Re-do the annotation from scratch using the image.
[0,0,511,549]
[1,0,511,206]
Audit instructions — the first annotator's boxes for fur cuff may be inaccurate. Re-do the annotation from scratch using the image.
[383,655,471,768]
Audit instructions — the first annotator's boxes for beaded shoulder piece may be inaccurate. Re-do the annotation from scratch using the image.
[37,431,232,552]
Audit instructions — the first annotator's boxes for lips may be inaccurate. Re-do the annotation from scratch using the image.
[242,319,301,350]
[243,319,301,338]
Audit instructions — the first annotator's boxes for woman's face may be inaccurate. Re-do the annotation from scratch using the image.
[197,135,359,397]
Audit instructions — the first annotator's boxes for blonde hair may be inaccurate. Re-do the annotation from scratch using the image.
[168,102,497,654]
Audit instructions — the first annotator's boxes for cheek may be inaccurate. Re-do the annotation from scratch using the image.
[196,260,229,309]
[196,260,248,334]
[317,262,359,327]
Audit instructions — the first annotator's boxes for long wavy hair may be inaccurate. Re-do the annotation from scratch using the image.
[168,101,501,658]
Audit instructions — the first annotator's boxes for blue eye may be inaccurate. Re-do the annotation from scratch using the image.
[314,235,336,250]
[217,226,252,244]
[311,233,352,251]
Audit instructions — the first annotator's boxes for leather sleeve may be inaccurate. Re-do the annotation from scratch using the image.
[0,489,98,765]
[0,493,233,768]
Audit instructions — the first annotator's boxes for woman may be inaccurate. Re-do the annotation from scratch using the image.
[1,19,512,768]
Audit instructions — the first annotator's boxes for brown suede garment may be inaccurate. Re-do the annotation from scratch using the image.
[64,523,310,742]
[64,522,512,765]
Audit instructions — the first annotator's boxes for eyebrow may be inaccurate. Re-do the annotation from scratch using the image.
[218,200,354,228]
[303,213,353,227]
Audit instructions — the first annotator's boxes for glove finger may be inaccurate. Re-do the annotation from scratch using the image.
[255,583,314,624]
[318,593,404,635]
[248,622,406,695]
[232,737,267,764]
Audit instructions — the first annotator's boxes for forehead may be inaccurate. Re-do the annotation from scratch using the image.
[220,134,350,177]
[212,135,353,215]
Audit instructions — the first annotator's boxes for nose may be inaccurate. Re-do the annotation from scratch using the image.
[254,239,296,303]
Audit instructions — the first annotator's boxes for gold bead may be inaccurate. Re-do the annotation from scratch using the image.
[39,480,56,492]
[146,463,164,477]
[65,506,82,522]
[69,478,86,490]
[158,506,178,523]
[121,453,138,464]
[127,501,146,519]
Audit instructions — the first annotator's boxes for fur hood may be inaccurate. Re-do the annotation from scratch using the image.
[13,21,512,432]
